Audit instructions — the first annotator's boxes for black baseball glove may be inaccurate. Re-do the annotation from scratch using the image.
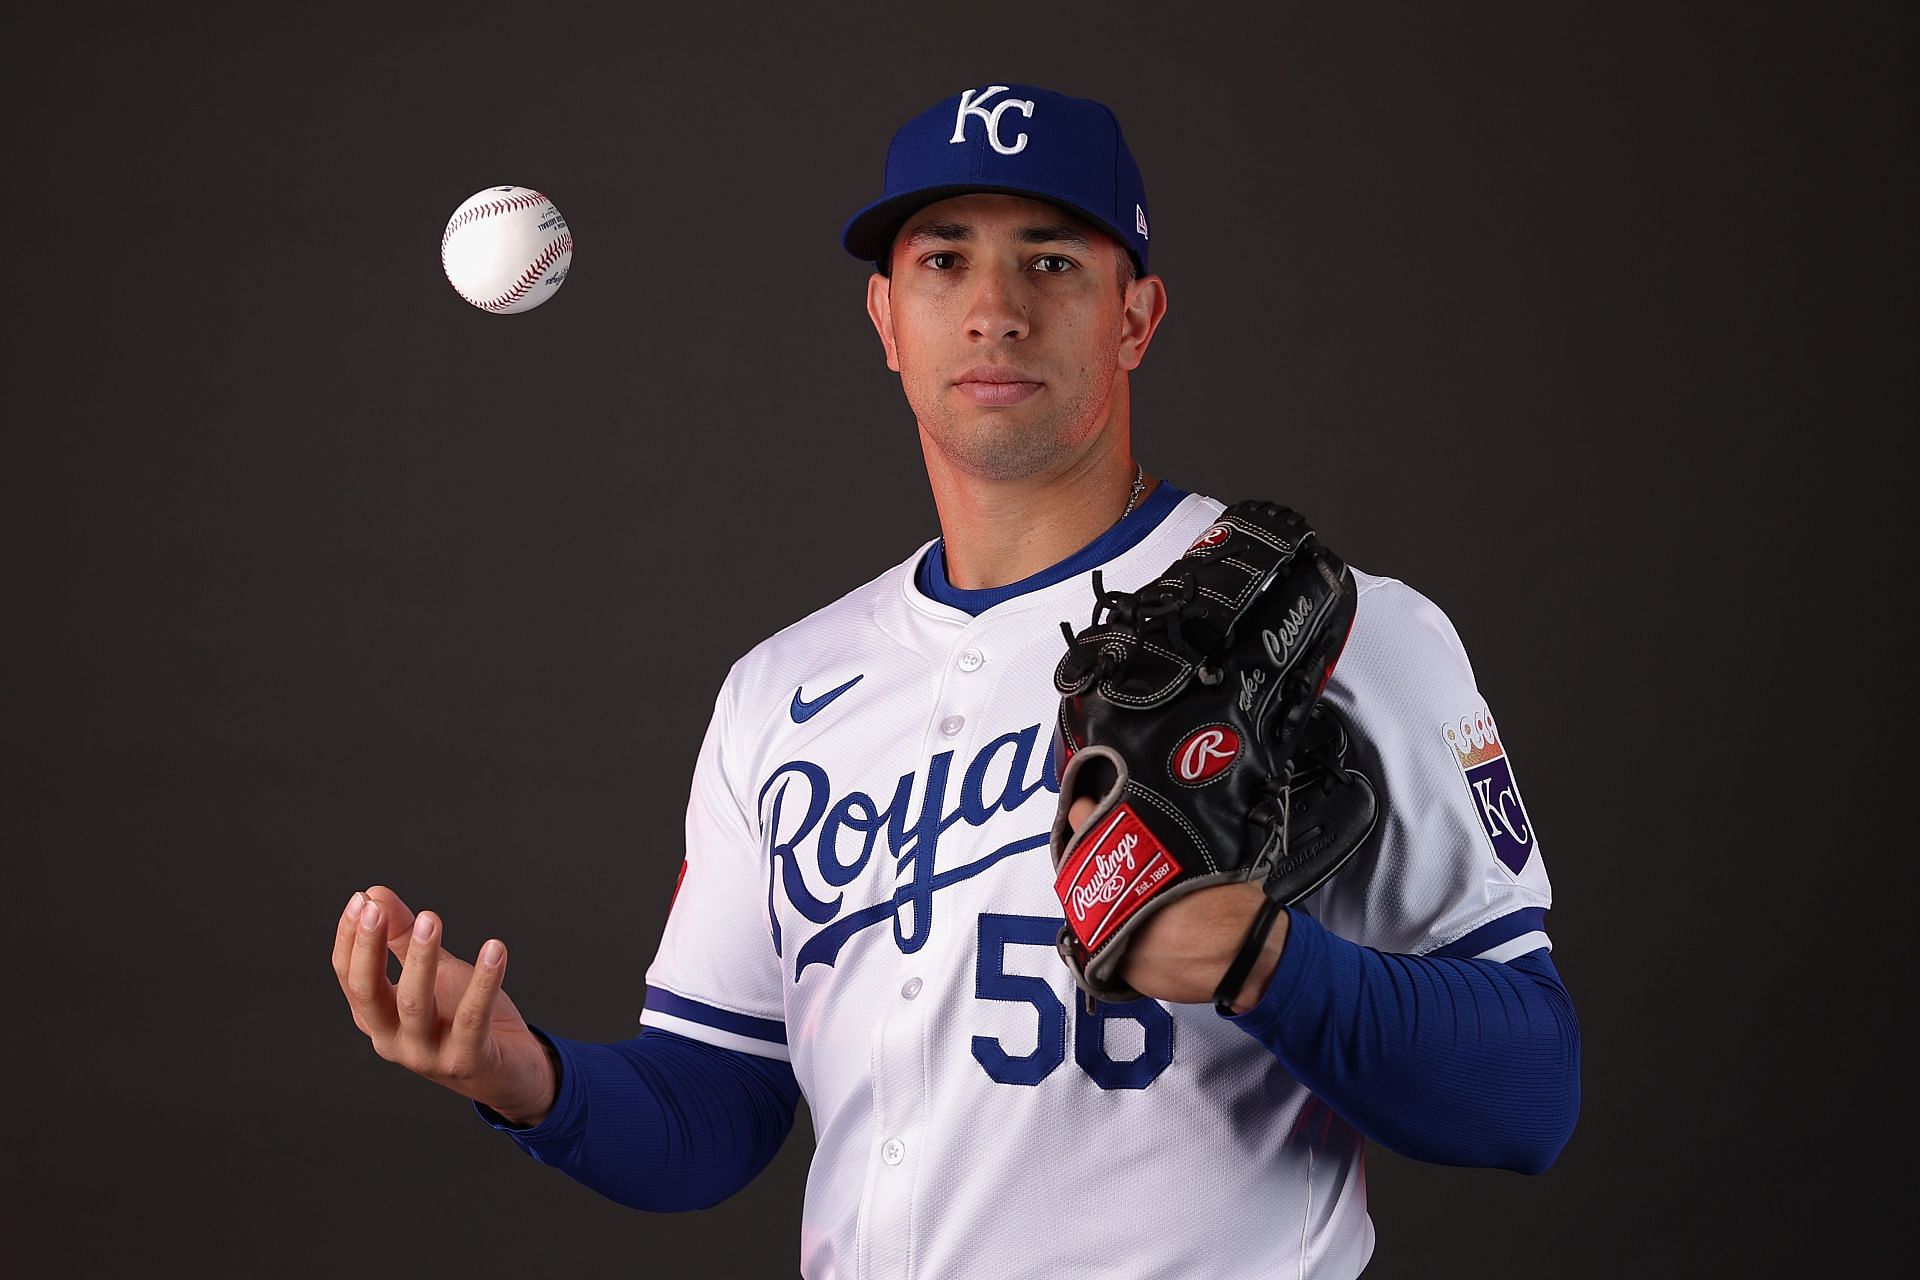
[1049,501,1380,1010]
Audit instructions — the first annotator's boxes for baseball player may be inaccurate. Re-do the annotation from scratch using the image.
[332,84,1580,1278]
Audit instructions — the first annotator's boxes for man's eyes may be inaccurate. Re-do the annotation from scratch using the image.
[918,252,1079,273]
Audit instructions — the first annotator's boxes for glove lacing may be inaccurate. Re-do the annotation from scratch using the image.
[1059,569,1223,677]
[1247,730,1357,855]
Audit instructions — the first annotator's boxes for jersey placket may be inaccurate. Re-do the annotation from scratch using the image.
[853,623,991,1278]
[857,977,928,1278]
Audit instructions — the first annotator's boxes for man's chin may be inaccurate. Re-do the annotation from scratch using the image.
[934,423,1082,484]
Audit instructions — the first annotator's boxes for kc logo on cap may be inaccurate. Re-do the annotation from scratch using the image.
[950,85,1036,156]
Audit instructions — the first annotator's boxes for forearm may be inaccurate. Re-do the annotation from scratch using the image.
[475,1026,801,1211]
[1230,911,1580,1173]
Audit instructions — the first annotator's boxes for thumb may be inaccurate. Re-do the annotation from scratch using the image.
[364,885,418,960]
[1068,796,1098,830]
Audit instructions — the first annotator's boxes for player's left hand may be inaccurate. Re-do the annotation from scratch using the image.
[1065,795,1288,1012]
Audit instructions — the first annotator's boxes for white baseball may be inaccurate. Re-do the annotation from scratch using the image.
[440,185,573,314]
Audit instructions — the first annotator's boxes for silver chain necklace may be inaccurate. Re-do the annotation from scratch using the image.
[1120,462,1147,518]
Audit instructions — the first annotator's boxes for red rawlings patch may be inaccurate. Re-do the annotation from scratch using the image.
[1054,803,1183,953]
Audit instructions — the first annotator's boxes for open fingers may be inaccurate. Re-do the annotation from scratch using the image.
[331,890,367,990]
[446,939,508,1077]
[394,910,443,1048]
[365,885,417,962]
[345,899,400,1041]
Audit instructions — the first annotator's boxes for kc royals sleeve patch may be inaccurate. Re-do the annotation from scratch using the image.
[1443,708,1536,876]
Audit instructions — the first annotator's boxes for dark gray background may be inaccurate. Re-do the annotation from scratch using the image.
[7,2,1908,1276]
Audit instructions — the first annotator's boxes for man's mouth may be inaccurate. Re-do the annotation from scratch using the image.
[954,366,1043,406]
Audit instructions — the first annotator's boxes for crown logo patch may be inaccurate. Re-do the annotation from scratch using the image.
[1443,708,1535,876]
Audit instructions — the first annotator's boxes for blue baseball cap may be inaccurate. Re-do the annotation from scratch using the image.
[842,83,1152,274]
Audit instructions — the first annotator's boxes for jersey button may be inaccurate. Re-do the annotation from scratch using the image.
[957,648,985,672]
[882,1138,906,1166]
[938,714,965,737]
[901,977,923,999]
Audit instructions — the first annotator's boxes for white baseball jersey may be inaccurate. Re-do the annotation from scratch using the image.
[642,492,1553,1279]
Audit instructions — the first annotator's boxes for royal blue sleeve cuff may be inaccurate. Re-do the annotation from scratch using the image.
[1229,909,1581,1173]
[472,1025,596,1145]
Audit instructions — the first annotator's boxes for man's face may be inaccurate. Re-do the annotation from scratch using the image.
[866,193,1164,483]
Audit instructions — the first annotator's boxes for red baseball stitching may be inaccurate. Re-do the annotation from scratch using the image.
[473,234,573,312]
[440,190,553,249]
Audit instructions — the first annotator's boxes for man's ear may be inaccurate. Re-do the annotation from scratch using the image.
[1116,274,1169,373]
[866,272,901,372]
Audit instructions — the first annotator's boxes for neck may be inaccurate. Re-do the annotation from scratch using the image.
[922,428,1146,593]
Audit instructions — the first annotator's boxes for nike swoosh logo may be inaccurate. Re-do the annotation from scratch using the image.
[790,674,864,723]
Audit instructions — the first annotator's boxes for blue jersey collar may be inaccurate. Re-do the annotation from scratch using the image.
[915,482,1189,616]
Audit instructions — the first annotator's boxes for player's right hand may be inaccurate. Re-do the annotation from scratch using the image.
[331,885,557,1127]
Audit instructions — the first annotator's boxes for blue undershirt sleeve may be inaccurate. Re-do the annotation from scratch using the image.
[1228,910,1581,1174]
[473,1026,801,1211]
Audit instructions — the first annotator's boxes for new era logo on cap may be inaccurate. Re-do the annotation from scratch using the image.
[842,83,1153,274]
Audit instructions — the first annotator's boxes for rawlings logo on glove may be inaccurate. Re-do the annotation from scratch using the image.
[1056,807,1181,953]
[1172,726,1240,784]
[1049,501,1381,1009]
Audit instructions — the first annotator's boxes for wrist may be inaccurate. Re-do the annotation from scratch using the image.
[1226,908,1290,1015]
[491,1036,562,1128]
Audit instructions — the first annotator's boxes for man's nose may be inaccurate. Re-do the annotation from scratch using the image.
[963,267,1029,341]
